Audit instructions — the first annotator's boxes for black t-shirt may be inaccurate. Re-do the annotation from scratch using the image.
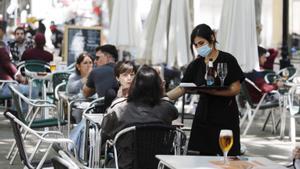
[181,50,245,155]
[86,63,118,97]
[182,51,244,86]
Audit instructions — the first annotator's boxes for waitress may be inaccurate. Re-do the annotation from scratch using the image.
[167,24,244,155]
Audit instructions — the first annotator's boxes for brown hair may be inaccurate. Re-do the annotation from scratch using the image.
[114,61,137,78]
[75,52,93,75]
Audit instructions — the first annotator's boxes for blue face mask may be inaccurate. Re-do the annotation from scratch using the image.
[197,44,212,57]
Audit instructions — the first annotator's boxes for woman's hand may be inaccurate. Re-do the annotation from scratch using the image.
[166,86,185,100]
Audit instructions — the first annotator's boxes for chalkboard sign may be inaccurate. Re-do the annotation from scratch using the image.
[63,25,101,65]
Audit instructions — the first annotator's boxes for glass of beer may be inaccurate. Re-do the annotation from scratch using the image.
[219,129,233,164]
[50,62,56,72]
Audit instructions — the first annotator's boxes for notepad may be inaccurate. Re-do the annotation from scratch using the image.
[179,83,197,87]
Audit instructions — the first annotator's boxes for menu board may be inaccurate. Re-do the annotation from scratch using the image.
[63,25,101,65]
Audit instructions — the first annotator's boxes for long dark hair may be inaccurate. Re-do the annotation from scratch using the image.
[190,23,217,57]
[75,52,93,75]
[127,65,163,106]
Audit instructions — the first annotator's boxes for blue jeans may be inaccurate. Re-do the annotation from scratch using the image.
[0,83,38,112]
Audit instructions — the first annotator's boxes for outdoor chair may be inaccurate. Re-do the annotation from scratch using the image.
[52,145,117,169]
[104,123,187,169]
[81,97,105,167]
[240,78,280,136]
[287,84,300,143]
[264,72,281,84]
[47,72,71,118]
[23,60,51,99]
[4,111,76,169]
[48,71,71,101]
[52,156,78,169]
[66,62,76,72]
[278,66,297,82]
[6,84,67,165]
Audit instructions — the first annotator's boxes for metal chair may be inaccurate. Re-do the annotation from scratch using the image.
[104,123,187,169]
[24,60,50,72]
[287,84,300,143]
[264,72,281,84]
[240,78,280,136]
[6,84,67,164]
[66,62,76,72]
[52,145,116,169]
[81,97,105,167]
[51,72,71,97]
[4,111,76,169]
[278,66,297,82]
[52,156,78,169]
[24,60,51,99]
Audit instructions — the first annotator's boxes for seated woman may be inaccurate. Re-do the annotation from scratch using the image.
[67,52,93,95]
[68,61,136,156]
[115,61,137,98]
[101,65,178,169]
[66,52,93,123]
[103,61,137,111]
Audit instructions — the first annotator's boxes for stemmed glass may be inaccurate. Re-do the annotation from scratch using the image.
[217,63,228,87]
[219,129,233,164]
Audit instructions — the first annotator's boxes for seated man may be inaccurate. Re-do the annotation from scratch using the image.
[9,27,34,64]
[244,46,283,103]
[0,41,38,108]
[83,44,119,99]
[21,33,53,63]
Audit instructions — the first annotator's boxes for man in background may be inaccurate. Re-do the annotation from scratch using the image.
[50,21,63,56]
[21,33,53,63]
[244,46,283,103]
[9,27,34,63]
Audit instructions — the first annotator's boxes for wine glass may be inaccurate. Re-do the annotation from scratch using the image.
[217,63,228,87]
[219,129,233,164]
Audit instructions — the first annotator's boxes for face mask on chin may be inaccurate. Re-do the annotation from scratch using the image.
[197,44,212,58]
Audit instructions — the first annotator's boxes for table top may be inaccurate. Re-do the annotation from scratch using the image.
[25,69,53,80]
[156,155,287,169]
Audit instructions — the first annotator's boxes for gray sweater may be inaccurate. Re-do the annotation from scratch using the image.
[66,73,84,95]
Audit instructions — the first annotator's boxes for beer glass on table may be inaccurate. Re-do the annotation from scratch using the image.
[50,61,57,72]
[219,129,233,164]
[217,63,228,87]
